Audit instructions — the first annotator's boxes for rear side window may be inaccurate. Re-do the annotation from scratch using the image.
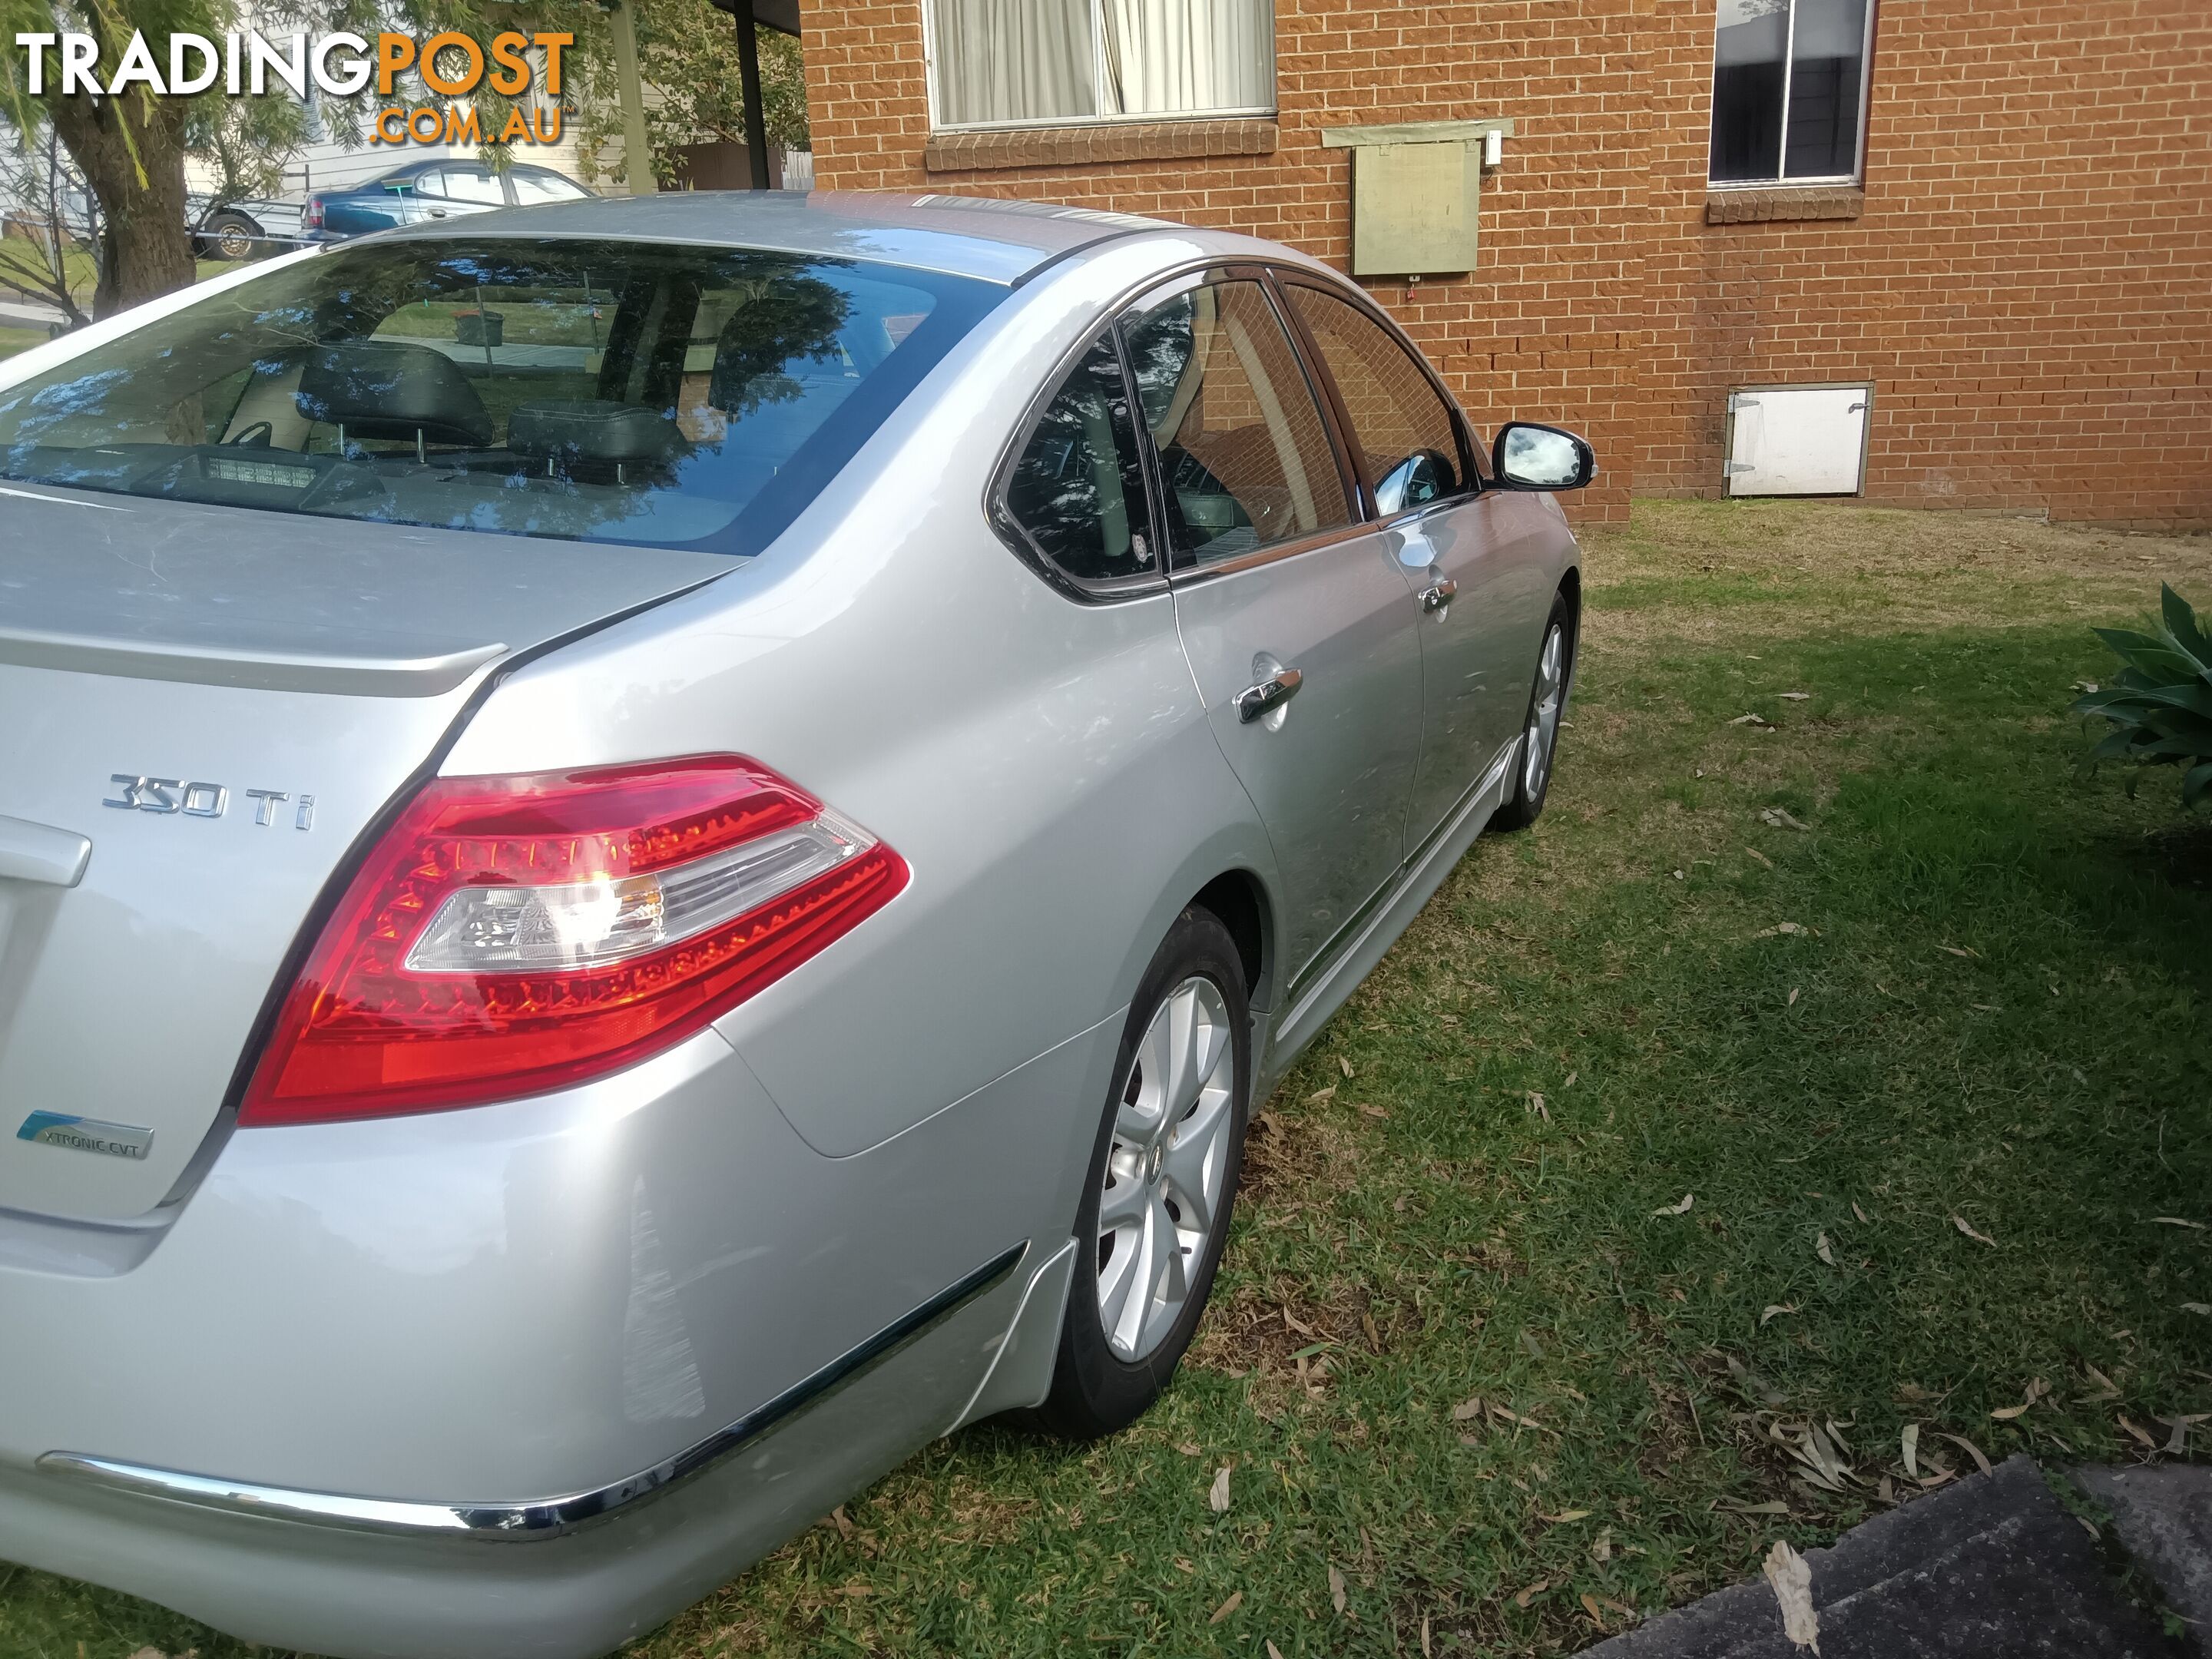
[1121,276,1353,568]
[0,238,1002,554]
[1284,282,1465,514]
[1002,331,1152,586]
[511,171,591,204]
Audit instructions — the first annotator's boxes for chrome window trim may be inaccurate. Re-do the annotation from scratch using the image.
[986,253,1465,602]
[985,314,1170,606]
[1160,515,1377,587]
[38,1242,1027,1544]
[1128,265,1365,581]
[983,253,1228,605]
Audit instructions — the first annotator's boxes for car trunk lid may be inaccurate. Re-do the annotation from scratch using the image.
[0,485,732,1224]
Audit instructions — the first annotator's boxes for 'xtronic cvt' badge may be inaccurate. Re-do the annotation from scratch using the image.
[16,1111,155,1160]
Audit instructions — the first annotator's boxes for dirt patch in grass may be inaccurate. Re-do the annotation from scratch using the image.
[1582,499,2212,645]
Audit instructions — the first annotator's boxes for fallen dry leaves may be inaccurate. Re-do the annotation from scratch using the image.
[1763,1540,1821,1652]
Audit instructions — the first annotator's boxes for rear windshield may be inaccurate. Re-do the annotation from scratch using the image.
[0,239,1003,554]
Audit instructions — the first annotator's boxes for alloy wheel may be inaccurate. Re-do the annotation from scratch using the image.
[1522,621,1566,801]
[1094,975,1236,1362]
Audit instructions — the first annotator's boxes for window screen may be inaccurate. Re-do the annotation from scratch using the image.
[1003,332,1152,585]
[1123,277,1352,568]
[1284,283,1464,514]
[1710,0,1870,184]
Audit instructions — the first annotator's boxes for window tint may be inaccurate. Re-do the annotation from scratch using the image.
[1003,332,1152,584]
[1285,283,1462,514]
[1711,0,1869,184]
[1122,277,1352,567]
[511,171,590,205]
[0,239,1001,554]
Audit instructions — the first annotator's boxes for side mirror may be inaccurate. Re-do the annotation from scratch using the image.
[1492,422,1595,492]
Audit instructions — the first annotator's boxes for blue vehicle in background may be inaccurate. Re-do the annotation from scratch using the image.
[303,158,595,242]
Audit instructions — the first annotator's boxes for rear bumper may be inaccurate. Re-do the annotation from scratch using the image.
[0,1264,1027,1659]
[35,1240,1022,1542]
[0,1018,1108,1655]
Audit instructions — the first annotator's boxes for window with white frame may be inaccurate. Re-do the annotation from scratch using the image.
[1709,0,1873,184]
[926,0,1274,131]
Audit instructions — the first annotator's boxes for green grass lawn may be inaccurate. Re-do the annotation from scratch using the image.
[3,502,2207,1659]
[0,326,48,363]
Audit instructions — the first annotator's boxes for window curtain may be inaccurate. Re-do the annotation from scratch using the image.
[1101,0,1275,117]
[930,0,1098,126]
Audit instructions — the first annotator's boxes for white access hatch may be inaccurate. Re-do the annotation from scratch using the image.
[1724,384,1873,496]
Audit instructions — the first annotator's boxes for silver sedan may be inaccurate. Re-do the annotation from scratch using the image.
[0,192,1586,1657]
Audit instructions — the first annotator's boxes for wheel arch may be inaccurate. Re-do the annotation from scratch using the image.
[1187,868,1273,1014]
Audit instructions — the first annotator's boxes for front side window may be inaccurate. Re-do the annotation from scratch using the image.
[1002,331,1151,586]
[1122,276,1352,568]
[1283,283,1465,515]
[928,0,1273,129]
[1710,0,1873,184]
[0,238,1001,553]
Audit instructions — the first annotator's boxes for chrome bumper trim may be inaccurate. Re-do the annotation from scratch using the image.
[38,1240,1028,1542]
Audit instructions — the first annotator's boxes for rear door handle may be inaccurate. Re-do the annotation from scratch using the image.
[1235,667,1304,724]
[1420,579,1458,614]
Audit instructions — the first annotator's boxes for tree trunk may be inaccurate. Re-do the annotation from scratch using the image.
[45,87,197,319]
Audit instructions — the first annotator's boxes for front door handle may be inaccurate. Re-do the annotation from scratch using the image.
[1235,667,1304,724]
[1419,579,1458,614]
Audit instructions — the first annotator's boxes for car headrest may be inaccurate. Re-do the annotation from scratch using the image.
[295,341,494,449]
[506,399,685,469]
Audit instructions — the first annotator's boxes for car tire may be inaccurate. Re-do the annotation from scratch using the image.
[201,211,260,262]
[1489,588,1577,834]
[1028,906,1250,1440]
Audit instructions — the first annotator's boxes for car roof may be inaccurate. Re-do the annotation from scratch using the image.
[366,190,1188,285]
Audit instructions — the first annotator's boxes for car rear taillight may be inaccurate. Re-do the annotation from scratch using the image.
[304,196,324,230]
[240,756,907,1126]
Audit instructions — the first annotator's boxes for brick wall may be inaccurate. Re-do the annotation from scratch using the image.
[1641,0,2212,527]
[797,0,2212,528]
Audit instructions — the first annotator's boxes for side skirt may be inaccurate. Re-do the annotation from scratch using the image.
[1253,734,1522,1101]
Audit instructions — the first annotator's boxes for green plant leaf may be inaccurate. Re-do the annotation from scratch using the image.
[2184,760,2212,806]
[2160,584,2212,676]
[2093,628,2200,681]
[2128,682,2212,720]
